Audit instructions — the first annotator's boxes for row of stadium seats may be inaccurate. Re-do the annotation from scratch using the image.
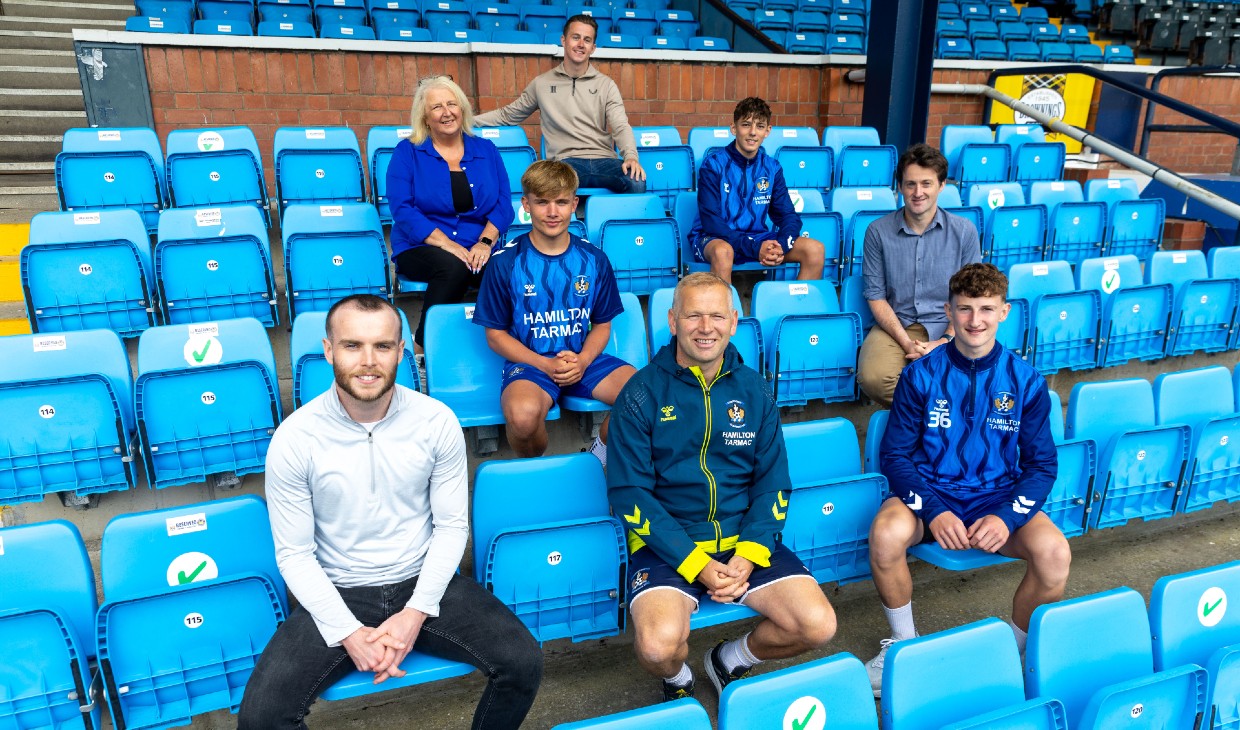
[560,563,1240,728]
[4,425,1237,728]
[941,123,1069,189]
[938,17,1096,42]
[935,35,1132,61]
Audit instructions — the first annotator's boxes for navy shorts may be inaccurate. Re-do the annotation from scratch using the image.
[692,231,779,265]
[501,352,629,403]
[886,490,1013,543]
[627,543,813,610]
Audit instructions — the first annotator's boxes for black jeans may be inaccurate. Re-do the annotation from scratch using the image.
[395,245,485,347]
[238,573,542,730]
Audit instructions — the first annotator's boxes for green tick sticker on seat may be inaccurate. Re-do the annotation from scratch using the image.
[783,695,825,730]
[1199,586,1227,628]
[166,551,218,587]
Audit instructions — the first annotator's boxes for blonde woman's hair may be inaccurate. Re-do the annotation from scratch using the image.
[409,75,474,144]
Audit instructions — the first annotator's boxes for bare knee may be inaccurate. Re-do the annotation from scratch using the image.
[869,512,916,567]
[792,600,837,649]
[706,240,734,266]
[797,237,825,266]
[503,399,548,440]
[634,620,689,667]
[1029,534,1072,586]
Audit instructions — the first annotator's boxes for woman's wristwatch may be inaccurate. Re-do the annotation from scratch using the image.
[479,236,494,247]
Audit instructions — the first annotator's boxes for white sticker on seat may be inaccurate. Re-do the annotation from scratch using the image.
[1033,264,1049,276]
[33,335,67,352]
[321,205,344,217]
[305,129,326,139]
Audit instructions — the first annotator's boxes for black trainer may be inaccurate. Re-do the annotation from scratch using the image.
[703,641,752,695]
[661,677,694,702]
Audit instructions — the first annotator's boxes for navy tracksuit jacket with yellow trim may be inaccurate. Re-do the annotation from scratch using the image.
[606,341,791,584]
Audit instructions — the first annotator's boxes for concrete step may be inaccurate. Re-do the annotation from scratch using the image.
[0,66,83,90]
[0,16,127,33]
[0,49,78,68]
[0,29,77,51]
[0,110,87,135]
[2,0,135,22]
[0,134,64,163]
[0,181,58,215]
[0,88,84,112]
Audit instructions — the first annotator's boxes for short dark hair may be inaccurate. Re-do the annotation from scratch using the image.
[564,14,598,37]
[949,263,1008,301]
[896,143,949,185]
[325,294,402,339]
[732,97,772,126]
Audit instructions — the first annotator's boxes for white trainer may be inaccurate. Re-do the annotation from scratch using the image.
[865,637,898,698]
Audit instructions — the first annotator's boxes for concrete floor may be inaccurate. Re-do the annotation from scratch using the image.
[176,500,1240,729]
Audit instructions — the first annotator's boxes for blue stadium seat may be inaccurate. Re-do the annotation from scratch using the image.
[0,520,101,730]
[1153,367,1240,512]
[782,418,885,584]
[424,0,472,29]
[0,329,138,504]
[996,123,1046,149]
[830,9,864,32]
[733,317,764,373]
[839,273,873,330]
[558,291,647,414]
[1073,42,1104,62]
[197,0,255,24]
[643,35,687,49]
[1043,390,1094,538]
[719,654,878,730]
[798,211,844,284]
[825,32,865,54]
[1104,43,1136,63]
[257,18,316,35]
[366,125,411,225]
[370,6,420,31]
[983,201,1046,273]
[941,700,1068,730]
[687,36,729,50]
[996,293,1028,355]
[473,454,626,642]
[966,180,1025,210]
[834,0,865,16]
[1066,378,1190,529]
[134,317,281,489]
[762,126,820,157]
[1030,180,1106,266]
[1210,245,1240,348]
[280,202,390,321]
[1040,41,1074,61]
[155,205,278,327]
[636,145,694,213]
[1021,5,1049,24]
[753,6,793,30]
[777,145,833,192]
[323,23,378,39]
[94,496,286,729]
[425,303,560,428]
[1106,197,1164,260]
[1077,255,1171,367]
[841,208,890,278]
[272,126,366,215]
[1150,563,1240,684]
[55,127,166,233]
[475,125,531,149]
[1030,22,1059,42]
[472,4,520,33]
[687,126,734,169]
[611,6,656,34]
[290,309,418,408]
[1060,22,1090,43]
[596,33,641,48]
[553,698,711,729]
[836,144,897,188]
[598,216,679,295]
[938,0,961,18]
[1008,260,1100,373]
[750,280,862,405]
[956,141,1011,189]
[632,125,682,147]
[882,619,1026,728]
[1078,661,1208,728]
[792,8,830,30]
[1007,39,1042,60]
[938,17,968,37]
[584,193,664,243]
[656,8,697,37]
[165,126,269,223]
[937,35,973,58]
[193,18,254,33]
[1085,177,1140,209]
[258,0,313,26]
[944,205,984,240]
[1027,588,1159,727]
[377,25,431,40]
[968,18,1000,41]
[435,27,485,41]
[996,19,1029,42]
[314,3,369,27]
[496,144,537,193]
[1012,141,1065,196]
[22,208,157,337]
[1208,645,1240,730]
[940,125,993,182]
[645,284,744,354]
[829,185,897,228]
[973,38,1008,59]
[125,14,192,32]
[1148,250,1238,356]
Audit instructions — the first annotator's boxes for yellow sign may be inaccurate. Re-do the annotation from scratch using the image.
[989,73,1096,153]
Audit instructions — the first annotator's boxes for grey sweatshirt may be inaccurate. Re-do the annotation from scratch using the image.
[264,383,469,646]
[474,62,639,163]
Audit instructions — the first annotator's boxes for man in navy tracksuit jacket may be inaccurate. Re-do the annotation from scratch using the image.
[864,263,1069,698]
[690,97,825,284]
[608,272,836,702]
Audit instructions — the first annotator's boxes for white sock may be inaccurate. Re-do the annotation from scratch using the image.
[1009,621,1028,654]
[883,601,917,641]
[588,436,607,469]
[719,633,762,672]
[664,662,693,687]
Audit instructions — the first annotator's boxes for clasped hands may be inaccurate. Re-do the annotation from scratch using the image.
[929,512,1010,554]
[697,554,755,603]
[340,607,426,685]
[541,350,588,386]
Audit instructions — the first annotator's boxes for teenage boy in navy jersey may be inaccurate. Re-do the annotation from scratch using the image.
[691,97,825,283]
[473,160,636,460]
[863,263,1069,698]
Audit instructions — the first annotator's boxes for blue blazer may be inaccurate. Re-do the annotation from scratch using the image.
[387,133,513,259]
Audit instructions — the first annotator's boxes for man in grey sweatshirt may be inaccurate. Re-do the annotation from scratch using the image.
[474,14,647,195]
[238,294,542,729]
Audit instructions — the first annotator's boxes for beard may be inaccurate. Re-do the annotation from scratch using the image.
[333,366,397,403]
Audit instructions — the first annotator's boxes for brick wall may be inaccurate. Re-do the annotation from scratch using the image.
[144,46,1240,196]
